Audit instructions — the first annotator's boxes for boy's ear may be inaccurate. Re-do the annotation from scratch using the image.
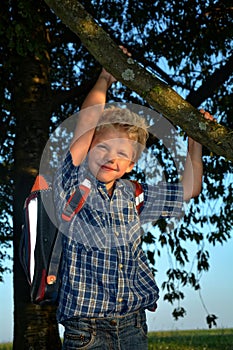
[125,162,135,173]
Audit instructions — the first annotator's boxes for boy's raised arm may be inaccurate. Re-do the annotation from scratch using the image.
[182,138,203,201]
[182,110,216,201]
[70,69,115,166]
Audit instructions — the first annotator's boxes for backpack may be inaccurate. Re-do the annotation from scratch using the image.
[20,174,144,305]
[20,175,60,305]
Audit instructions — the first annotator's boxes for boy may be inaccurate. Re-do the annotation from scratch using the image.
[54,66,211,349]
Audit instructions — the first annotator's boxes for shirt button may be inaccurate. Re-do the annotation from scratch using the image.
[110,320,117,326]
[115,231,119,236]
[119,264,123,270]
[118,298,123,303]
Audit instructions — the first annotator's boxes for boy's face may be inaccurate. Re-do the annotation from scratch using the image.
[88,127,135,192]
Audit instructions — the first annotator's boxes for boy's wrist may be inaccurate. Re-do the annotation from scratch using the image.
[99,69,116,88]
[99,75,110,84]
[97,75,111,90]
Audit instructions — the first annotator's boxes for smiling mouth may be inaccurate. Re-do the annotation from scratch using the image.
[100,164,117,172]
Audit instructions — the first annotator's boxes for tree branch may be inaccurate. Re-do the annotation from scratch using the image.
[44,0,233,161]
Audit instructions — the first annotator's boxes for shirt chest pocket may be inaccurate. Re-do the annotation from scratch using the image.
[77,205,107,228]
[109,200,137,225]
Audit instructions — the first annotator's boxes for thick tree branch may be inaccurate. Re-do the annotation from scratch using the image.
[44,0,233,161]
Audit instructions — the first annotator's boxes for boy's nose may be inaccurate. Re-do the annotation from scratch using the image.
[104,156,115,164]
[104,151,117,163]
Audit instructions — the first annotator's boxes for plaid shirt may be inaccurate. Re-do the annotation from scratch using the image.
[54,151,183,323]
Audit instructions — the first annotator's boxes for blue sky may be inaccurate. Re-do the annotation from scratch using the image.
[0,235,233,343]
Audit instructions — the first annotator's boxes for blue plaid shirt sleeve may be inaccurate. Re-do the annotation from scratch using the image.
[139,182,184,224]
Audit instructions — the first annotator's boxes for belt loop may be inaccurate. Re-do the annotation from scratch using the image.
[90,318,97,336]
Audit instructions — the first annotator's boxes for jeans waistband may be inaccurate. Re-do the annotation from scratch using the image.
[68,308,146,330]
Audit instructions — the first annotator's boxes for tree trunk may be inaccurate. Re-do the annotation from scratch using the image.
[12,55,62,349]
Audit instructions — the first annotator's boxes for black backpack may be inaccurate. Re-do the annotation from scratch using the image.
[20,175,61,305]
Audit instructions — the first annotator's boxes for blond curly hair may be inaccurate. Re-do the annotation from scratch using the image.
[95,106,149,161]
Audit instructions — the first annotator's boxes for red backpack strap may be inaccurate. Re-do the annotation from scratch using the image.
[130,180,144,214]
[61,178,92,222]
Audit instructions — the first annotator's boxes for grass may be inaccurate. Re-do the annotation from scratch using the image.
[1,328,232,350]
[148,328,233,350]
[0,345,12,350]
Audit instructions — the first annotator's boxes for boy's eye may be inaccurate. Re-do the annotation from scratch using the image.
[118,152,129,159]
[97,144,107,150]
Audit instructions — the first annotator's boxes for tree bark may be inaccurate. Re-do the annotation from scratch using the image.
[12,55,62,349]
[44,0,233,161]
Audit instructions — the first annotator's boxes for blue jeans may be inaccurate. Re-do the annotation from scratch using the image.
[62,308,148,349]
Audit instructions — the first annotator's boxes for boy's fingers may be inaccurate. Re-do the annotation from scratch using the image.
[199,109,210,117]
[199,109,216,122]
[119,45,132,56]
